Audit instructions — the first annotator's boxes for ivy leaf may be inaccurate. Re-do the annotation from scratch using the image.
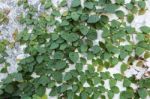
[49,87,58,96]
[61,33,79,42]
[113,73,123,81]
[121,63,128,73]
[81,91,88,99]
[54,60,66,70]
[84,2,94,9]
[38,76,49,86]
[135,47,145,56]
[52,71,62,82]
[120,89,134,99]
[108,91,114,99]
[60,84,68,93]
[87,28,97,40]
[87,15,100,23]
[91,45,101,54]
[71,0,80,7]
[80,44,88,52]
[138,88,148,99]
[115,10,124,19]
[138,1,146,9]
[13,73,23,81]
[75,63,83,72]
[36,86,46,97]
[71,12,80,21]
[104,4,118,13]
[64,72,72,81]
[4,84,14,94]
[123,78,131,87]
[80,25,89,35]
[44,1,52,9]
[126,3,133,10]
[109,79,117,87]
[116,0,124,5]
[53,51,64,59]
[119,50,128,60]
[102,27,110,38]
[111,86,120,94]
[50,43,59,49]
[140,26,150,34]
[48,81,55,88]
[136,33,145,41]
[51,33,59,41]
[69,52,79,63]
[127,14,134,23]
[36,55,44,63]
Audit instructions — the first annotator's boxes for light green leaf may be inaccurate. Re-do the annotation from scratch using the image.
[69,52,79,63]
[87,15,100,23]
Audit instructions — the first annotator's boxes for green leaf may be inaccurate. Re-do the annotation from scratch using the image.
[52,71,62,82]
[91,45,101,54]
[54,60,66,70]
[138,88,148,99]
[36,55,44,63]
[119,50,128,60]
[80,25,89,35]
[113,73,123,81]
[48,81,55,88]
[87,28,97,40]
[64,72,72,81]
[138,1,146,9]
[121,63,128,73]
[71,12,80,21]
[108,91,114,99]
[71,0,80,7]
[127,14,134,23]
[36,86,46,97]
[61,33,79,42]
[84,2,94,9]
[13,73,23,81]
[140,26,150,34]
[123,78,131,87]
[87,15,100,23]
[120,89,134,99]
[111,86,120,94]
[51,33,59,41]
[44,1,52,9]
[104,4,119,13]
[53,51,64,59]
[136,33,145,41]
[126,3,133,10]
[102,27,110,38]
[4,84,14,94]
[100,72,111,80]
[60,84,68,92]
[135,47,145,56]
[80,44,88,52]
[69,52,79,63]
[38,76,49,86]
[81,91,88,99]
[50,43,59,49]
[116,0,124,5]
[49,87,58,96]
[0,43,5,53]
[109,79,117,87]
[75,63,83,72]
[115,10,124,19]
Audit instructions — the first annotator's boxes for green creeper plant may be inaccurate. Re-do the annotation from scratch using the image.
[0,0,150,99]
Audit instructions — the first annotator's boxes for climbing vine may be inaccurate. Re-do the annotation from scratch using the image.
[0,0,150,99]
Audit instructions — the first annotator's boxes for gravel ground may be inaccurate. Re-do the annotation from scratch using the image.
[0,0,150,99]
